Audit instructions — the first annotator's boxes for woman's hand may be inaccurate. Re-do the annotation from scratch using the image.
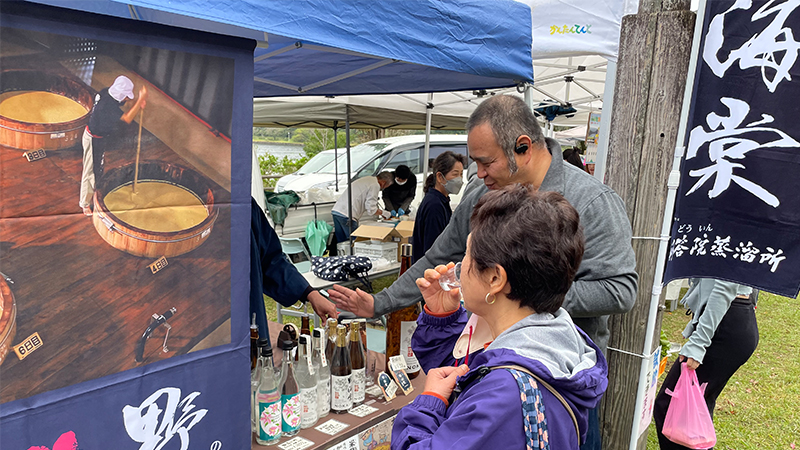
[424,365,470,401]
[679,355,701,370]
[415,263,461,315]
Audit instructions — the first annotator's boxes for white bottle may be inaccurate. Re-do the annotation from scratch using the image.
[296,335,319,429]
[312,329,331,417]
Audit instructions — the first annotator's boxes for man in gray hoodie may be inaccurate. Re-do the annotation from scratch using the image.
[329,95,637,447]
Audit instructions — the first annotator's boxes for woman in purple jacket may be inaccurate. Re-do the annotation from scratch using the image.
[391,185,608,450]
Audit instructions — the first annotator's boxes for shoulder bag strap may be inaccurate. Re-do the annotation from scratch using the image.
[490,364,581,444]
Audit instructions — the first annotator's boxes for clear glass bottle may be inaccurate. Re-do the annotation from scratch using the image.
[279,340,301,437]
[296,335,319,429]
[312,329,331,418]
[255,342,281,445]
[349,320,366,406]
[330,324,352,414]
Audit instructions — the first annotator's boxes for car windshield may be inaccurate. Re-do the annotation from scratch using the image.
[297,151,335,174]
[317,143,390,174]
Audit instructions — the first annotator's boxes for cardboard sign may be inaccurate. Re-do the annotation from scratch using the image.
[23,149,46,162]
[149,256,168,274]
[377,372,398,401]
[387,364,413,396]
[14,332,43,360]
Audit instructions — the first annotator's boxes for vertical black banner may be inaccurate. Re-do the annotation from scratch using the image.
[665,0,800,297]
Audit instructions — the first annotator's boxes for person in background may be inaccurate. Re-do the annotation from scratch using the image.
[563,146,585,171]
[412,151,465,263]
[585,162,596,176]
[331,171,394,244]
[382,164,416,215]
[391,185,607,450]
[653,278,759,449]
[250,197,338,342]
[79,75,148,216]
[329,95,637,450]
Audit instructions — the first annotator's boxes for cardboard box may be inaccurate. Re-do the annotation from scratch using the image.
[351,224,404,243]
[394,220,414,244]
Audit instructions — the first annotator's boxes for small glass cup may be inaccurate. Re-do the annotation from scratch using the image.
[438,262,462,291]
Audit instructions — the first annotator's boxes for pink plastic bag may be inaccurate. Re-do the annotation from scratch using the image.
[662,362,717,449]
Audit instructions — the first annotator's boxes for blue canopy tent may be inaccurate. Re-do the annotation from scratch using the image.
[2,1,628,448]
[26,0,537,95]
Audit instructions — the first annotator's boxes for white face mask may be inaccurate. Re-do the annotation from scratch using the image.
[395,178,407,186]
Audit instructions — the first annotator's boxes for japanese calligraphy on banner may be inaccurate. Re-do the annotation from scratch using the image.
[664,0,800,297]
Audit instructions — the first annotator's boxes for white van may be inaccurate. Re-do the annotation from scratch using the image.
[275,134,469,211]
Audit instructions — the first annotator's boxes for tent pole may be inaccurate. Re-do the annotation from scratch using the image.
[524,83,534,111]
[346,110,353,256]
[422,93,433,184]
[595,60,617,183]
[334,120,339,192]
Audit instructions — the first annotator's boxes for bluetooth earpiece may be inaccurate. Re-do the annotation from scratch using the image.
[514,143,528,154]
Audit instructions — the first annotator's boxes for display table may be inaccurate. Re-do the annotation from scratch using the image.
[255,321,425,450]
[301,262,401,291]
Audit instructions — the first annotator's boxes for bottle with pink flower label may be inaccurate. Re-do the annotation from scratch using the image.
[279,339,301,436]
[256,344,281,446]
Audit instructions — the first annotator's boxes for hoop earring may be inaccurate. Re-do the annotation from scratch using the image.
[485,292,496,305]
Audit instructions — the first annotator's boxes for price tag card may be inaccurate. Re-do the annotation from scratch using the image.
[278,436,315,450]
[389,355,407,371]
[328,435,359,450]
[365,385,383,398]
[377,372,398,401]
[348,404,378,418]
[14,332,43,360]
[314,419,349,435]
[149,256,168,274]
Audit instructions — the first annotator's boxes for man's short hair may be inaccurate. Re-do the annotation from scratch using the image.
[465,95,546,174]
[469,184,584,314]
[394,165,411,180]
[377,171,394,185]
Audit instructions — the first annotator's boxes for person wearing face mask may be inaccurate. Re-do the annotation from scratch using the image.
[381,164,417,215]
[412,151,465,263]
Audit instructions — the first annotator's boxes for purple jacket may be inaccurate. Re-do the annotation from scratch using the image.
[391,307,608,450]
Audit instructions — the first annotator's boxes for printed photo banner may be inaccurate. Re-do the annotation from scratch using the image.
[0,3,253,449]
[664,0,800,297]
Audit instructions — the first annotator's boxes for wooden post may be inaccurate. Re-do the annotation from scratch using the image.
[601,1,695,449]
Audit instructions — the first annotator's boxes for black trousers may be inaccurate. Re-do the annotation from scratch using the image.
[653,299,759,449]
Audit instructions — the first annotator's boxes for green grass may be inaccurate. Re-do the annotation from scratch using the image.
[646,291,800,449]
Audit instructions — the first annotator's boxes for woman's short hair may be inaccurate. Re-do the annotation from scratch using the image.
[562,147,585,171]
[469,184,584,314]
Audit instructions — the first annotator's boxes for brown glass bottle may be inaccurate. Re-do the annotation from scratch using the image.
[349,320,366,406]
[300,314,311,338]
[330,325,352,413]
[385,243,422,379]
[325,318,337,363]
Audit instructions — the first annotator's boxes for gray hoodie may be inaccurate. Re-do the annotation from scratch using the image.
[373,138,638,352]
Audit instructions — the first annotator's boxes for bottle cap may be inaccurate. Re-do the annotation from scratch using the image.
[281,339,296,350]
[257,338,270,347]
[299,336,308,345]
[313,329,322,338]
[260,345,273,357]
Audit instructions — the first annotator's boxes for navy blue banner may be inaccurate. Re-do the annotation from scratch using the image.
[0,3,253,448]
[665,0,800,297]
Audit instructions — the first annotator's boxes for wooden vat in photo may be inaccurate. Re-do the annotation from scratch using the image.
[92,161,219,258]
[0,276,17,367]
[0,69,94,151]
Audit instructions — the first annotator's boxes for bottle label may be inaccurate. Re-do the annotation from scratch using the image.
[317,377,331,415]
[331,375,352,411]
[257,391,282,441]
[300,387,318,427]
[351,368,366,403]
[281,393,301,432]
[400,321,420,373]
